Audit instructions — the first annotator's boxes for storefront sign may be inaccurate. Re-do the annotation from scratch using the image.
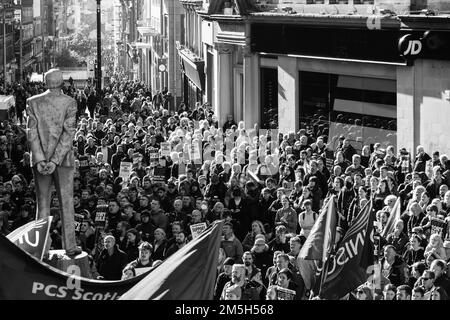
[399,34,422,59]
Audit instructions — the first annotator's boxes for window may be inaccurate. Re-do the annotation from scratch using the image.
[329,0,349,4]
[354,0,374,4]
[163,15,168,38]
[180,14,185,46]
[299,71,397,151]
[306,0,325,4]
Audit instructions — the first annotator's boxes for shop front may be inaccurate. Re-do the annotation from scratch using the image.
[178,48,205,109]
[250,17,450,154]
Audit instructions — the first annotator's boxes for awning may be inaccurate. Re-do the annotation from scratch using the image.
[179,50,205,91]
[135,42,152,49]
[137,26,160,37]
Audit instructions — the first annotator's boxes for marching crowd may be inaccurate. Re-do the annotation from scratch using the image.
[1,76,450,300]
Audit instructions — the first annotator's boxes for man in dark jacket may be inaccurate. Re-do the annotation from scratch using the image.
[379,245,406,287]
[214,257,234,300]
[430,259,450,297]
[111,145,126,176]
[413,145,431,173]
[205,174,227,206]
[96,235,128,280]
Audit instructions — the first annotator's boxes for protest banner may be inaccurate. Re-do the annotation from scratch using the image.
[430,217,447,239]
[0,234,151,300]
[325,150,334,170]
[276,287,296,300]
[119,162,133,182]
[78,155,90,173]
[148,148,159,165]
[190,223,208,239]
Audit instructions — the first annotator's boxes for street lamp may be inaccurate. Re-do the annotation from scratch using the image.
[96,0,102,98]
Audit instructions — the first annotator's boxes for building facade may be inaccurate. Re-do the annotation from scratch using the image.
[197,0,450,155]
[178,0,204,109]
[0,0,16,84]
[135,0,184,110]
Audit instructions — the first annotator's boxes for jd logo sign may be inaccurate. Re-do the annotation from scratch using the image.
[403,40,422,56]
[398,34,423,59]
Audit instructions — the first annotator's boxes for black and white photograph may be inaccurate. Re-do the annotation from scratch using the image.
[0,0,450,313]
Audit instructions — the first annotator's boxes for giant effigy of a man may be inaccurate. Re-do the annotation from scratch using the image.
[26,69,81,257]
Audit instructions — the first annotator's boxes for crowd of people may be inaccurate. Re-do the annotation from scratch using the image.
[0,75,450,300]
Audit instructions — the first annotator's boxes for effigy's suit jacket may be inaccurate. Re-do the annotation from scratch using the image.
[26,91,77,168]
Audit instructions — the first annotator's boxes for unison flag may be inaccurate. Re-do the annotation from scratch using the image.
[380,197,401,238]
[120,220,224,300]
[7,216,53,260]
[319,200,375,300]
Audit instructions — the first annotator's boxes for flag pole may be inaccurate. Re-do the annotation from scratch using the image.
[317,196,334,298]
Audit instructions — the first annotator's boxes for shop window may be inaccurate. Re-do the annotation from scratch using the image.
[306,0,325,4]
[354,0,374,4]
[299,71,397,151]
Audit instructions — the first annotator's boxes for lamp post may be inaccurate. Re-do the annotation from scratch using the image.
[96,0,102,98]
[2,0,7,86]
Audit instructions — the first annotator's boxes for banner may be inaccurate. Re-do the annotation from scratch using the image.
[7,217,53,261]
[120,220,223,300]
[119,162,133,182]
[190,222,207,239]
[0,234,152,300]
[319,200,375,300]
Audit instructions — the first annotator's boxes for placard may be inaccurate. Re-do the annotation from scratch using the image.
[78,155,90,173]
[119,162,133,182]
[190,223,207,239]
[430,217,447,239]
[148,148,159,165]
[153,167,167,184]
[160,142,171,157]
[276,286,296,300]
[95,212,107,223]
[325,150,334,170]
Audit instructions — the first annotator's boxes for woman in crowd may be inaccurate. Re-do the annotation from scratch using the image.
[275,195,298,235]
[152,228,168,261]
[383,284,397,300]
[242,220,267,252]
[403,234,425,266]
[424,234,447,261]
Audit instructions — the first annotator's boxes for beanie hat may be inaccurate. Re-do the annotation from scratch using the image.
[223,257,235,266]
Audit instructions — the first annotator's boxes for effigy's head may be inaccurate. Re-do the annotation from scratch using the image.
[44,69,63,89]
